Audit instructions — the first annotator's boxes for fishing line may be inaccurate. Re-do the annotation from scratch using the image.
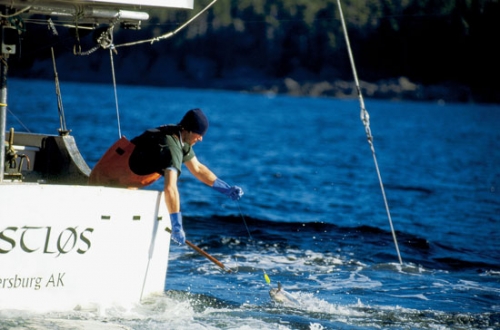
[236,201,252,240]
[337,0,403,265]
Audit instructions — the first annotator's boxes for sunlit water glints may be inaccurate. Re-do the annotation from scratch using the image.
[1,78,499,329]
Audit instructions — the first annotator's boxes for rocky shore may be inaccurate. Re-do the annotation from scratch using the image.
[216,76,476,104]
[16,53,488,104]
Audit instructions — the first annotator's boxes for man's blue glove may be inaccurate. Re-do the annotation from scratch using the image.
[170,212,186,245]
[212,178,244,201]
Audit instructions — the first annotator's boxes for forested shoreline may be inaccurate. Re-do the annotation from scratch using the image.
[11,0,500,103]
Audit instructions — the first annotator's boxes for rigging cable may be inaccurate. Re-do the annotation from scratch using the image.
[6,108,31,132]
[94,24,123,138]
[336,0,403,265]
[48,19,69,135]
[68,15,123,137]
[104,24,122,138]
[109,44,122,138]
[114,0,218,49]
[0,6,31,18]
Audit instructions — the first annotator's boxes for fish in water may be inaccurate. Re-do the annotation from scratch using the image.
[268,282,300,306]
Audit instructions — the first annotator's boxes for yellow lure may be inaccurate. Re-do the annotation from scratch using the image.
[263,271,271,285]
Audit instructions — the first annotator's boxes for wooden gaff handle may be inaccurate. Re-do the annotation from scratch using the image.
[166,227,232,273]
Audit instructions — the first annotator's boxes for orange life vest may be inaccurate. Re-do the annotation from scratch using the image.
[88,136,161,188]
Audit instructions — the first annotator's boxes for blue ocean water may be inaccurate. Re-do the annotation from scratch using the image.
[2,78,499,329]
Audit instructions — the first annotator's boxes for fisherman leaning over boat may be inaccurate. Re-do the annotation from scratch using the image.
[89,109,244,244]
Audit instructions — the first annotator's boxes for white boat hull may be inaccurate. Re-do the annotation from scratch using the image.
[0,183,171,311]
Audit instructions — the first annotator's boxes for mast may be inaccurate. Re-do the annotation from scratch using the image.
[0,6,17,183]
[0,7,8,183]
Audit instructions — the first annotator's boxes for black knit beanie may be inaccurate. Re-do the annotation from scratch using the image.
[179,108,209,136]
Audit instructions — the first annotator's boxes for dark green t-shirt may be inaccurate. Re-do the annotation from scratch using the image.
[129,125,195,175]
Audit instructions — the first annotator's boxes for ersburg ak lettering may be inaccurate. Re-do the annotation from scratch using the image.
[0,273,66,290]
